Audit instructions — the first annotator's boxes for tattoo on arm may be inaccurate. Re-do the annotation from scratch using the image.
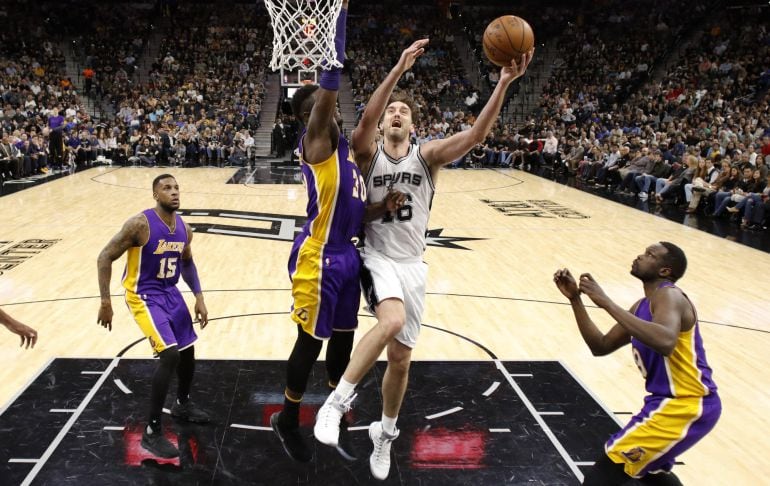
[97,215,147,299]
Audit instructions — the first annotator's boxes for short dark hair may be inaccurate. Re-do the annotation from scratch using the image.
[291,84,319,124]
[387,91,419,121]
[152,174,176,191]
[659,241,687,282]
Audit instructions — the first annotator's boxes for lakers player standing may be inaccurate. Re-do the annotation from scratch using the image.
[97,173,210,459]
[554,242,720,485]
[314,40,533,480]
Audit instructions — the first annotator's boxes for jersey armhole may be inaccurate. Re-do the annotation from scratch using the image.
[415,145,436,192]
[364,145,381,186]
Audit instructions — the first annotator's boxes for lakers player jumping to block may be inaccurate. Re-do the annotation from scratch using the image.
[97,173,210,459]
[553,242,721,485]
[314,39,533,480]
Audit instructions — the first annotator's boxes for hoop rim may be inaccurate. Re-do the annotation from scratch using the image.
[264,0,344,72]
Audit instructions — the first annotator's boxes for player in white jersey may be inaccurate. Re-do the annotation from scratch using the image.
[315,39,533,480]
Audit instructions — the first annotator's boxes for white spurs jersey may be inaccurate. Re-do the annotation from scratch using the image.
[364,143,435,260]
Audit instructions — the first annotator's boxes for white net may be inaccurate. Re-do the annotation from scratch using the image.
[264,0,345,71]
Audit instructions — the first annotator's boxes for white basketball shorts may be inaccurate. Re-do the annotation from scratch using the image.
[360,247,428,349]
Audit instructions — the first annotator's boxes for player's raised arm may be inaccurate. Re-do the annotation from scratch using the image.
[579,272,681,356]
[553,268,632,356]
[302,0,349,165]
[96,214,148,330]
[421,50,533,171]
[352,39,428,175]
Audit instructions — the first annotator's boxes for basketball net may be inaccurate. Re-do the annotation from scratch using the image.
[264,0,344,71]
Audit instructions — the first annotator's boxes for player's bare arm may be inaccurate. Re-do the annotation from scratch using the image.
[554,268,631,356]
[96,214,149,331]
[352,39,429,175]
[302,88,340,165]
[420,49,534,176]
[181,222,208,328]
[578,273,682,356]
[364,189,407,223]
[302,0,348,165]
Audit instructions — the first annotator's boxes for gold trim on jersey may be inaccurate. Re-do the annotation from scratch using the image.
[125,291,169,354]
[122,246,142,293]
[606,396,704,478]
[306,150,340,244]
[668,327,710,397]
[290,237,323,338]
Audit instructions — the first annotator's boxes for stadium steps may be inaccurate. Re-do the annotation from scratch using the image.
[253,73,282,157]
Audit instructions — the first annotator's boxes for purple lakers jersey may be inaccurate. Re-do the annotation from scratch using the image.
[632,282,718,398]
[122,209,188,294]
[298,131,366,244]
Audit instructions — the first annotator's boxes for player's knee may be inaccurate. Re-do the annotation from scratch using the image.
[378,315,405,339]
[386,343,412,375]
[158,346,180,369]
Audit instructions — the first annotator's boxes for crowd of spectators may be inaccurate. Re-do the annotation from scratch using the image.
[2,1,769,232]
[451,1,770,231]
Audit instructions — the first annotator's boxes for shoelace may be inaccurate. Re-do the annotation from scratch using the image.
[372,427,395,462]
[321,392,358,428]
[337,392,357,413]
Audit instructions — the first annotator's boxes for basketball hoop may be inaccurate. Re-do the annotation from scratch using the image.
[265,0,344,71]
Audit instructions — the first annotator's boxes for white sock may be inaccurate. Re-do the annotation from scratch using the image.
[381,414,397,435]
[333,378,356,401]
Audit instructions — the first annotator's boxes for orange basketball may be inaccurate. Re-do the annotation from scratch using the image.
[482,15,534,67]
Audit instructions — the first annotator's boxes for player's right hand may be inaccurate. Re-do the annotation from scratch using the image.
[553,268,580,300]
[97,302,113,331]
[384,189,407,212]
[397,39,429,73]
[6,321,38,349]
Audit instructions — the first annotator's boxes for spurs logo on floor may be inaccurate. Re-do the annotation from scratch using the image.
[0,239,60,276]
[177,210,485,250]
[481,199,590,219]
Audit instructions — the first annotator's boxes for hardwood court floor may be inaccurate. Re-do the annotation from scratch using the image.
[0,166,767,484]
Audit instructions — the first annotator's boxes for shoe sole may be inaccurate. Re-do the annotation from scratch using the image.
[271,413,311,463]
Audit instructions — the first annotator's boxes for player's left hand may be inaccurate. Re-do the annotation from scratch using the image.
[578,273,611,308]
[500,48,534,84]
[195,297,209,329]
[396,39,429,73]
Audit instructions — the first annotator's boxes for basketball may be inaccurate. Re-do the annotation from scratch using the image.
[482,15,534,67]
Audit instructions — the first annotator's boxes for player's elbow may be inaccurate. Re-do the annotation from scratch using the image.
[658,340,676,357]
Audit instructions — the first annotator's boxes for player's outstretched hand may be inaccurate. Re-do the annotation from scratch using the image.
[500,48,534,84]
[97,302,113,331]
[397,39,429,73]
[6,320,38,349]
[578,273,611,308]
[195,297,209,329]
[384,189,407,212]
[553,268,580,300]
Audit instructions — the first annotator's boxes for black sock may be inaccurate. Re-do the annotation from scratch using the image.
[148,417,162,435]
[279,396,301,428]
[326,330,354,386]
[177,346,195,404]
[279,325,322,428]
[149,347,180,429]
